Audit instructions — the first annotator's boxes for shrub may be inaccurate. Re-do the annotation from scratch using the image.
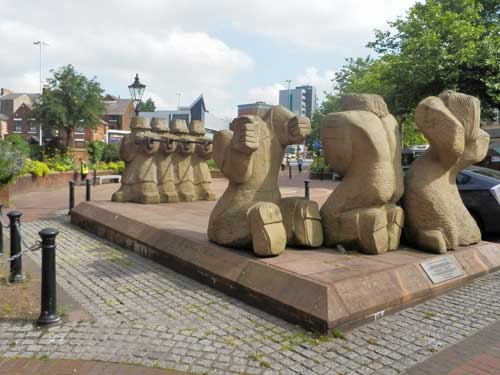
[1,134,30,157]
[310,156,333,173]
[23,159,50,177]
[117,160,125,174]
[87,140,106,163]
[206,159,219,170]
[102,143,120,162]
[44,149,76,172]
[106,161,119,173]
[0,143,25,186]
[29,144,44,160]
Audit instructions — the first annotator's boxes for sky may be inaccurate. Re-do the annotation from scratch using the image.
[0,0,416,118]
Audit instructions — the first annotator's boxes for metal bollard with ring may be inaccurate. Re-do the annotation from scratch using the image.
[7,210,24,283]
[86,179,91,202]
[288,164,292,179]
[304,180,310,200]
[37,228,61,325]
[68,180,75,214]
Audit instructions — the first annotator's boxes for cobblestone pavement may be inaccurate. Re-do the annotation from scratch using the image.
[1,216,500,375]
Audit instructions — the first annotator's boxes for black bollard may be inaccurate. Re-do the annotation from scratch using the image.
[7,210,24,283]
[93,167,97,186]
[68,181,75,214]
[289,165,292,179]
[320,167,324,181]
[304,180,310,200]
[86,179,91,202]
[37,228,61,325]
[0,203,3,256]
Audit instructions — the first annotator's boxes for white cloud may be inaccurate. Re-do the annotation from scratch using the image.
[247,83,285,105]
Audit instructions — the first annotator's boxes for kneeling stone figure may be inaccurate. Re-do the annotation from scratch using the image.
[208,106,323,256]
[320,94,404,254]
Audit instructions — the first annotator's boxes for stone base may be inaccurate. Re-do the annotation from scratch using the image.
[71,200,500,333]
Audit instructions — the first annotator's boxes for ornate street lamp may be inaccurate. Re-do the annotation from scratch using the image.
[128,73,146,116]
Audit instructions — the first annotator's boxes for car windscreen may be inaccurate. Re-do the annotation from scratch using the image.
[470,167,500,180]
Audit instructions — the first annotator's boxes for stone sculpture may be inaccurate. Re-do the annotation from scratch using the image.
[112,116,215,204]
[152,117,178,203]
[208,105,323,257]
[320,94,404,254]
[112,117,161,204]
[190,120,216,201]
[404,90,490,253]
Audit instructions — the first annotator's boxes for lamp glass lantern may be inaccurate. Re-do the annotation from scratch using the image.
[128,73,146,116]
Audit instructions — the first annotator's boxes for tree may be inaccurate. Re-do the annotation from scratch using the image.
[33,65,105,147]
[324,0,500,146]
[138,98,156,112]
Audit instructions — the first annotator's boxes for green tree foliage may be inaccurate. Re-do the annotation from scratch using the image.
[317,0,500,147]
[87,140,106,163]
[33,65,105,147]
[0,143,25,186]
[1,134,30,157]
[138,98,156,112]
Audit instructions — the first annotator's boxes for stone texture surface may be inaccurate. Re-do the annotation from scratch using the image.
[404,90,490,253]
[113,117,215,205]
[320,94,404,254]
[3,216,500,375]
[208,106,320,256]
[72,200,500,332]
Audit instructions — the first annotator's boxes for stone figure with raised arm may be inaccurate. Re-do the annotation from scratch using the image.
[320,94,404,254]
[404,90,490,253]
[112,116,161,204]
[208,105,323,257]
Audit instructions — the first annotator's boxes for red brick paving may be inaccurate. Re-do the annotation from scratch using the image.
[0,357,184,375]
[404,320,500,374]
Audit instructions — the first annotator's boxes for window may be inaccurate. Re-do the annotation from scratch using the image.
[75,126,85,134]
[13,119,22,133]
[28,120,37,133]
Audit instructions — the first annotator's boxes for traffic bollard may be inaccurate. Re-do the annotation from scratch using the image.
[68,181,75,214]
[93,168,97,186]
[7,210,24,283]
[86,179,91,202]
[37,228,61,325]
[0,203,3,256]
[289,165,292,179]
[304,180,310,200]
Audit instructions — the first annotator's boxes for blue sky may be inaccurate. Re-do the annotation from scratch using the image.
[0,0,416,118]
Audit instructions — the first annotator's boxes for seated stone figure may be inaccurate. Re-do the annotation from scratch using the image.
[208,106,323,257]
[112,117,160,204]
[189,120,216,201]
[404,90,490,253]
[320,94,404,254]
[152,117,178,203]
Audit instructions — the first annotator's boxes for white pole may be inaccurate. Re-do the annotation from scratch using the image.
[34,41,48,146]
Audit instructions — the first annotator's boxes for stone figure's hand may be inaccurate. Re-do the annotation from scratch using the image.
[287,116,311,143]
[231,119,259,154]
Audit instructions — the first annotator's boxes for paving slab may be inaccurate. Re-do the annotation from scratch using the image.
[71,195,500,333]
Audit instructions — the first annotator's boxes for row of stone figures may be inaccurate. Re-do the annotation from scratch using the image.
[112,117,215,204]
[207,90,490,256]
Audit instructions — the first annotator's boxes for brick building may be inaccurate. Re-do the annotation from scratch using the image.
[0,89,133,147]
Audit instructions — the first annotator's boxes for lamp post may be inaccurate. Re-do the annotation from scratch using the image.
[176,92,181,110]
[285,79,292,111]
[33,40,49,146]
[128,74,146,116]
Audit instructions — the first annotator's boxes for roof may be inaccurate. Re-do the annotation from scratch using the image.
[179,94,207,112]
[104,98,132,116]
[0,93,40,101]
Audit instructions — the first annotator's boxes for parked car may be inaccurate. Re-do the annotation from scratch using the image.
[456,166,500,233]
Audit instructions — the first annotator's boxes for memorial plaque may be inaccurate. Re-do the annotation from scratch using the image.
[420,255,464,284]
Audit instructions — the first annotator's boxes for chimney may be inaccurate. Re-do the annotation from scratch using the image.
[1,88,11,96]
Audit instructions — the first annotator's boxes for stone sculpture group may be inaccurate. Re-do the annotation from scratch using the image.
[112,90,489,257]
[112,116,215,204]
[208,90,489,256]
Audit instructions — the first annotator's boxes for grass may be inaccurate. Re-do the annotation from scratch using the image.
[423,311,437,319]
[248,352,271,368]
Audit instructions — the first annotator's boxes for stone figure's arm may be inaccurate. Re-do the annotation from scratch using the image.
[415,97,465,168]
[456,129,490,172]
[160,139,176,155]
[177,142,195,155]
[213,120,257,183]
[141,135,160,155]
[119,135,135,162]
[195,142,212,160]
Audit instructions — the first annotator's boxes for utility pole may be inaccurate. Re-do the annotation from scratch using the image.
[33,41,49,146]
[176,93,181,110]
[285,80,292,111]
